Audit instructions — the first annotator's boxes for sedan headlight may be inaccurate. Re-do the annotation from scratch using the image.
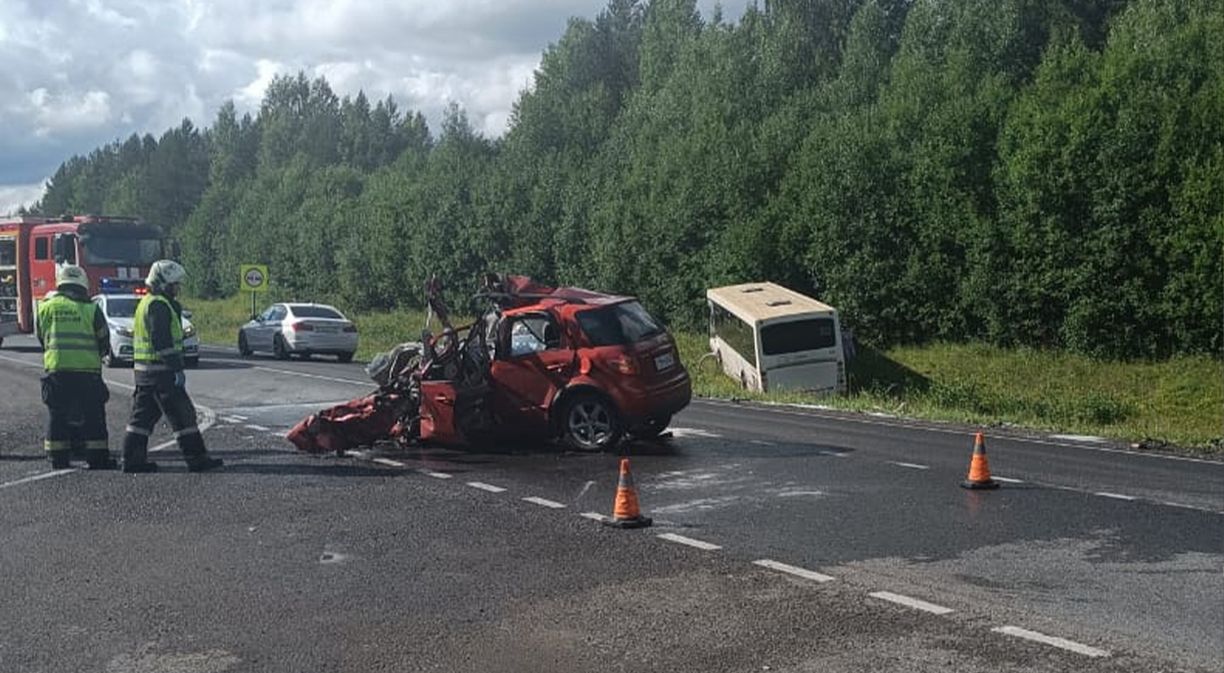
[183,325,196,338]
[114,325,133,338]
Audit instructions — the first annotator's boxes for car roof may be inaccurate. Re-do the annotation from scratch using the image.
[283,302,345,312]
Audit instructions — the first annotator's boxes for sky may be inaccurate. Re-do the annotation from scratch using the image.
[0,0,750,215]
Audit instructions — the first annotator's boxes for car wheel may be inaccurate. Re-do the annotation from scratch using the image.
[102,345,119,368]
[238,332,252,357]
[186,357,200,368]
[561,392,622,451]
[337,352,354,363]
[273,334,289,360]
[630,415,672,440]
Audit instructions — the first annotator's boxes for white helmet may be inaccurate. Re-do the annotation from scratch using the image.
[56,264,89,291]
[146,260,187,288]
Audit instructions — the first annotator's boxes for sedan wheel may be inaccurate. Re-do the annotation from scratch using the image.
[238,332,252,357]
[562,393,621,451]
[273,335,289,360]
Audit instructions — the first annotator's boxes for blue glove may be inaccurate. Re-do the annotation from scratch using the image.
[174,371,186,388]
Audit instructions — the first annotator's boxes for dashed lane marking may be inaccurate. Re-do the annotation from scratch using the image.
[868,591,954,615]
[579,512,608,522]
[251,366,370,387]
[889,461,929,470]
[467,482,506,493]
[657,533,722,551]
[1095,492,1137,501]
[992,626,1110,658]
[419,469,453,479]
[994,476,1024,484]
[669,427,723,439]
[522,496,566,509]
[372,458,405,468]
[753,559,835,583]
[244,424,270,432]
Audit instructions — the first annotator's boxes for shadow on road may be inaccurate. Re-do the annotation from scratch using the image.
[190,359,254,371]
[0,344,42,354]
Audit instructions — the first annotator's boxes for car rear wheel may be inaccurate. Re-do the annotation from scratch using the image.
[238,332,252,357]
[273,334,290,360]
[561,393,622,451]
[102,345,119,368]
[630,415,672,440]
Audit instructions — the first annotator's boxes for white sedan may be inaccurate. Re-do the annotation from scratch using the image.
[93,293,200,368]
[238,302,358,362]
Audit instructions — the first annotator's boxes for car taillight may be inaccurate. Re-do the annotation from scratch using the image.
[608,356,638,375]
[289,321,313,332]
[343,324,357,333]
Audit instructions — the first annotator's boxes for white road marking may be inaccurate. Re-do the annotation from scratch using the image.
[992,626,1110,658]
[1095,492,1137,501]
[251,366,370,387]
[696,398,1224,466]
[372,458,405,467]
[868,591,954,615]
[657,533,722,551]
[0,469,77,489]
[820,450,849,458]
[419,469,453,479]
[889,461,929,470]
[467,482,506,493]
[753,559,835,583]
[522,496,566,509]
[669,427,722,439]
[1050,434,1108,443]
[221,416,243,424]
[244,424,270,432]
[749,439,776,446]
[994,476,1024,484]
[229,414,249,421]
[579,512,608,522]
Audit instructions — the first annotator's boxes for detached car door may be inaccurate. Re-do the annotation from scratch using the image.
[419,380,463,445]
[489,312,574,429]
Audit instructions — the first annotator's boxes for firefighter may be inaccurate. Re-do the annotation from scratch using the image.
[37,265,117,470]
[120,260,222,473]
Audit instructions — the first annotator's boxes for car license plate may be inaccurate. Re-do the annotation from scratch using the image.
[317,326,338,334]
[654,352,675,371]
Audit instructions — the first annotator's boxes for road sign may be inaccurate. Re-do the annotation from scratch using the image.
[240,264,269,293]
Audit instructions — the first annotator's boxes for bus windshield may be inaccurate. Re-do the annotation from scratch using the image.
[82,235,162,266]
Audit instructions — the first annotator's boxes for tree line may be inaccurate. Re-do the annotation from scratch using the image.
[32,0,1223,359]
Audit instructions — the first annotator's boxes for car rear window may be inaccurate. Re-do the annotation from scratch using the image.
[290,306,344,319]
[760,318,836,356]
[577,301,665,346]
[105,298,138,318]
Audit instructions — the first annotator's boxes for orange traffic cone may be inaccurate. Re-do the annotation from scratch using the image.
[961,432,999,490]
[603,458,653,529]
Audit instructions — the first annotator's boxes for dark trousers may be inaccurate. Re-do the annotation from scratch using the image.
[41,372,110,467]
[122,376,207,466]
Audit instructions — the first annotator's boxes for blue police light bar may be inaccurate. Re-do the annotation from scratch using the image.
[100,277,148,295]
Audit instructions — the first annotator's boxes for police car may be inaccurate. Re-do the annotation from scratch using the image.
[93,286,200,368]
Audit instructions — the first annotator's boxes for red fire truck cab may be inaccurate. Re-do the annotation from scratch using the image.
[0,214,170,347]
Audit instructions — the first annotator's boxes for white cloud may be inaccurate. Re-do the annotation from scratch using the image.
[0,0,752,192]
[0,181,46,216]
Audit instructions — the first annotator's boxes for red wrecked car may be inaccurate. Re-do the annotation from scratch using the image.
[288,275,691,453]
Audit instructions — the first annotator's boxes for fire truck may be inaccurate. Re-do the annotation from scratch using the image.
[0,214,172,348]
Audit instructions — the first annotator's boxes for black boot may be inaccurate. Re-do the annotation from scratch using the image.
[85,450,119,470]
[49,450,71,470]
[122,460,159,473]
[186,456,224,472]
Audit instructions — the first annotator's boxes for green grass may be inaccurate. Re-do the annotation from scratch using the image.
[186,294,1223,452]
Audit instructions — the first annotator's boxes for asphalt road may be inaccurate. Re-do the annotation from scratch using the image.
[1,335,1221,673]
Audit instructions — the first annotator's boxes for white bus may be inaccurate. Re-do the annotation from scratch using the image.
[707,282,846,395]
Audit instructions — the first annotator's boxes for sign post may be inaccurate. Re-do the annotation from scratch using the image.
[239,264,269,318]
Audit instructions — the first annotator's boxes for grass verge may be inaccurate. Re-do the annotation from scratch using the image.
[186,294,1223,453]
